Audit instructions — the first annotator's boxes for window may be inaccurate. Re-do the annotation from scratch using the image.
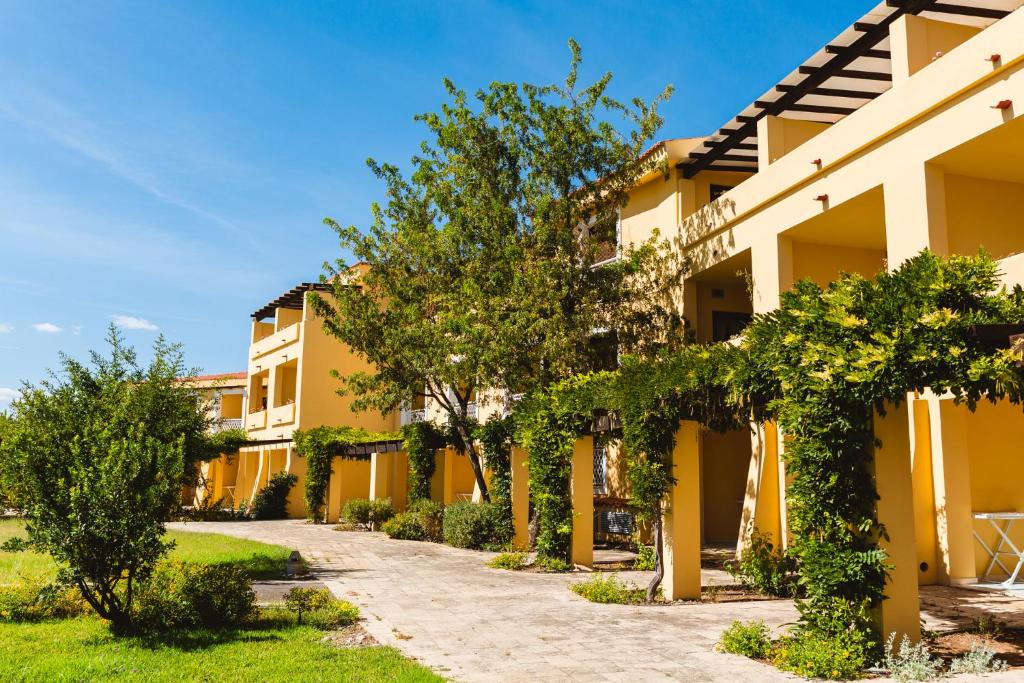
[712,311,752,342]
[589,211,620,265]
[589,330,619,372]
[710,184,734,202]
[593,438,608,495]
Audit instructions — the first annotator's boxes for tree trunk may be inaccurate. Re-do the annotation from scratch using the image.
[454,420,490,502]
[646,498,664,603]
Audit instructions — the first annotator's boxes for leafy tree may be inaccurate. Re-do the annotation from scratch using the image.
[0,327,211,632]
[313,40,682,500]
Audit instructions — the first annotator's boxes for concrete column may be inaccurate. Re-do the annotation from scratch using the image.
[326,458,342,523]
[443,449,456,504]
[663,421,703,600]
[927,396,977,584]
[738,422,783,555]
[776,435,790,552]
[369,451,391,501]
[889,14,981,85]
[751,234,794,314]
[883,162,948,269]
[570,436,594,568]
[873,404,922,644]
[910,397,940,585]
[511,447,530,550]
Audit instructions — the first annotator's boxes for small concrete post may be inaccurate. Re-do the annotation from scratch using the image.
[511,447,530,549]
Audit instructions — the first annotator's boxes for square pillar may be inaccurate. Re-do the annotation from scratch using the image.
[738,422,783,556]
[443,449,456,505]
[570,436,594,568]
[883,162,948,269]
[511,447,530,550]
[926,395,977,584]
[326,458,342,523]
[751,234,794,314]
[873,404,921,644]
[663,420,702,600]
[370,451,391,501]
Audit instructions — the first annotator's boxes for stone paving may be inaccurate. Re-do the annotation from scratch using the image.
[169,520,1024,682]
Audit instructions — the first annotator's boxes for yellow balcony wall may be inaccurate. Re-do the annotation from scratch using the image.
[269,403,296,427]
[250,322,300,360]
[246,410,267,430]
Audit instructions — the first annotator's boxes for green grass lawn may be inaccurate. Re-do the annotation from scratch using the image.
[0,519,443,682]
[0,616,443,682]
[0,519,291,580]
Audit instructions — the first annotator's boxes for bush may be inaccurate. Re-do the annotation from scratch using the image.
[381,512,426,541]
[488,551,527,570]
[443,501,502,550]
[948,643,1008,675]
[772,629,870,681]
[408,499,444,542]
[726,529,798,598]
[250,472,298,520]
[0,577,89,622]
[534,555,572,572]
[633,544,656,571]
[342,498,394,530]
[880,632,942,682]
[569,574,649,604]
[719,620,773,660]
[132,560,256,631]
[283,587,359,630]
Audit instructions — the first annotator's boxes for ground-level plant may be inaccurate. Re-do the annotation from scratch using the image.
[280,586,360,630]
[719,620,772,660]
[487,551,527,571]
[569,574,652,605]
[442,501,505,550]
[341,498,395,530]
[725,529,798,598]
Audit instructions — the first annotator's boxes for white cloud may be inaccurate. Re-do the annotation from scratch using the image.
[33,322,62,333]
[0,323,11,333]
[112,315,157,331]
[0,387,18,408]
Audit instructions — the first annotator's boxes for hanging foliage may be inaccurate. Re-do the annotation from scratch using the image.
[292,426,401,523]
[401,421,446,503]
[475,415,516,547]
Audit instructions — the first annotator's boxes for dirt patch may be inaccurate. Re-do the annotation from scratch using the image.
[929,629,1024,669]
[322,622,379,648]
[699,586,783,604]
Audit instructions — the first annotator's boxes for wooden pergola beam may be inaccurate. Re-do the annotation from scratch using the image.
[776,84,883,100]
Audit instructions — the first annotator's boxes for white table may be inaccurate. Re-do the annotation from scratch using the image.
[973,512,1024,585]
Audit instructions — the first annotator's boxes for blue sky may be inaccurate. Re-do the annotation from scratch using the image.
[0,0,868,406]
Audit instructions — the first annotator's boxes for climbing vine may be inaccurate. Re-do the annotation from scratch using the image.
[401,421,445,503]
[292,425,401,522]
[475,415,515,546]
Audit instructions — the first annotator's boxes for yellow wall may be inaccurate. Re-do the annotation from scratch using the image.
[701,429,751,544]
[791,242,886,288]
[693,280,752,344]
[945,174,1024,261]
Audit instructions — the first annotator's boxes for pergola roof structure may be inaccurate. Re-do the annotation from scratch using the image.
[678,0,1023,179]
[251,282,333,321]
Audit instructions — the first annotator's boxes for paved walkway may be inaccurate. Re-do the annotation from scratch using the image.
[169,520,1023,682]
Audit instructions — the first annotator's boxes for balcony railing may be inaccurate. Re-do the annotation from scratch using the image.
[400,408,426,426]
[211,418,244,433]
[246,410,267,430]
[465,402,477,420]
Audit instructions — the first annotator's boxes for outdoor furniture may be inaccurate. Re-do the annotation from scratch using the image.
[973,511,1024,585]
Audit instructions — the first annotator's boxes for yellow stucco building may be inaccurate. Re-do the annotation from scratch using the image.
[568,0,1024,639]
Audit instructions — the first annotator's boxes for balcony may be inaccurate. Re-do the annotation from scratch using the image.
[269,403,296,427]
[400,408,426,426]
[250,322,300,360]
[212,418,244,433]
[246,410,267,430]
[466,402,478,420]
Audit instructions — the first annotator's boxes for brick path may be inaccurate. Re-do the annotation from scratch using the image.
[169,520,1023,682]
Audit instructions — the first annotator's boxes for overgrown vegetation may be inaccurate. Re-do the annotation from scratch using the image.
[475,416,515,548]
[569,574,652,605]
[292,426,400,522]
[402,421,444,503]
[725,529,798,598]
[250,472,297,520]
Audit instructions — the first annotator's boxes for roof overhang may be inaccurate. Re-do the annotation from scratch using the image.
[251,282,333,321]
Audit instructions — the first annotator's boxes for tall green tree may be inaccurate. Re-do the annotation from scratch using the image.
[0,327,211,632]
[313,40,683,498]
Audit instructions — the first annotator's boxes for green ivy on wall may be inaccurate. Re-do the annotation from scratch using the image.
[401,421,445,503]
[292,425,401,522]
[475,415,515,547]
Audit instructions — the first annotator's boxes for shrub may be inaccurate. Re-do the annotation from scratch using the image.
[250,472,298,520]
[879,632,942,682]
[534,555,572,572]
[132,560,256,631]
[341,498,394,529]
[772,628,870,681]
[726,529,798,598]
[569,574,649,604]
[283,587,359,630]
[381,512,426,541]
[488,551,527,570]
[443,501,501,550]
[633,544,656,571]
[408,499,444,542]
[0,577,89,622]
[948,643,1008,675]
[719,620,773,660]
